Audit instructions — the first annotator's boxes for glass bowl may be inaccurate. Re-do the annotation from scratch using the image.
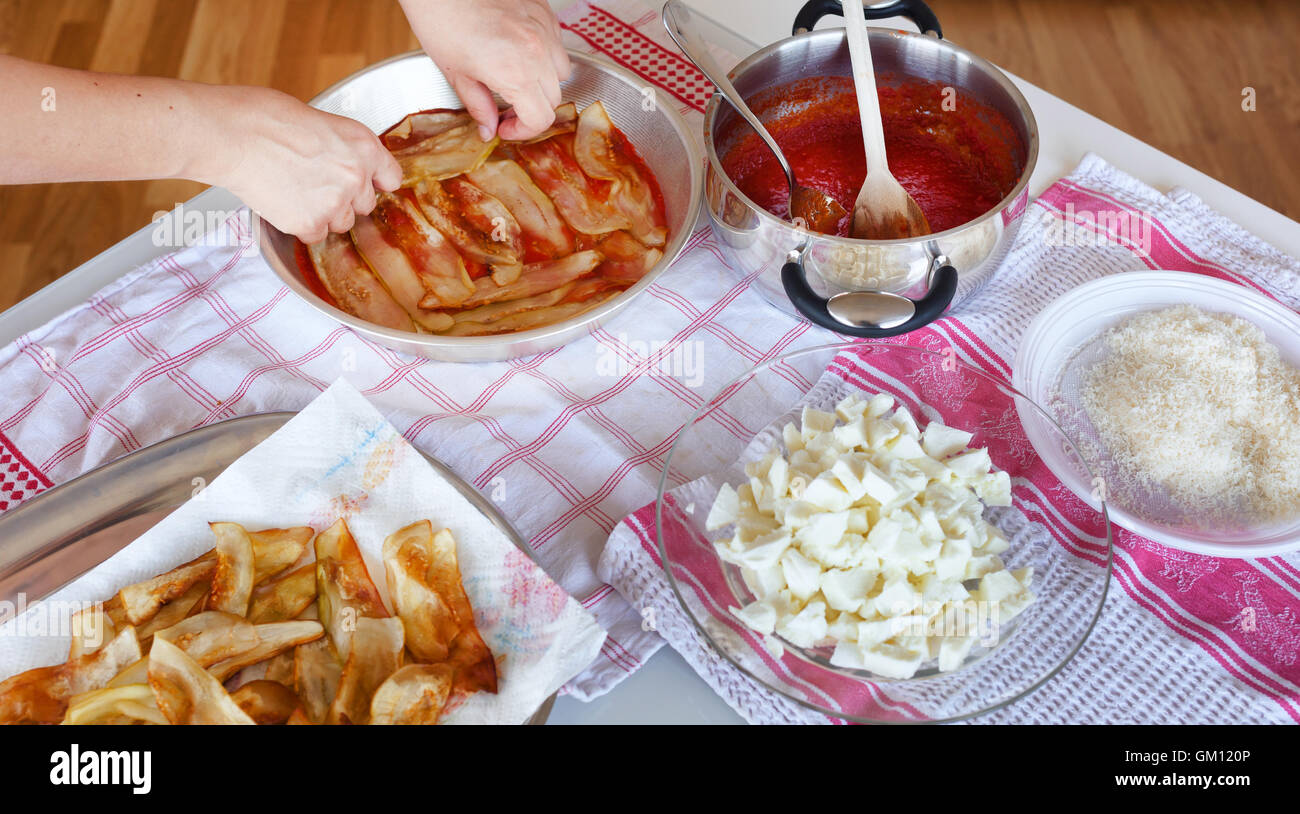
[654,342,1113,723]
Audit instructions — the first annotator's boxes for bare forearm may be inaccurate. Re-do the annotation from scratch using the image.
[0,55,232,186]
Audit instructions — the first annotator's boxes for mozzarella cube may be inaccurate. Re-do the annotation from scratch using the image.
[974,469,1012,506]
[779,547,822,601]
[947,448,993,480]
[729,527,792,569]
[819,567,877,614]
[962,553,1004,580]
[934,538,973,581]
[865,418,900,449]
[741,563,788,600]
[937,634,977,672]
[859,642,925,679]
[888,433,928,460]
[890,405,920,439]
[775,600,829,648]
[731,600,778,635]
[921,422,974,459]
[782,421,804,452]
[801,407,836,440]
[802,473,854,511]
[706,483,740,530]
[833,416,870,450]
[856,618,896,648]
[872,574,921,618]
[835,394,867,422]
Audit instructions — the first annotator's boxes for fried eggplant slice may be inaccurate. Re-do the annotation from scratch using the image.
[68,604,115,659]
[154,611,260,669]
[249,526,313,584]
[315,518,388,659]
[425,528,498,694]
[308,233,415,332]
[382,110,474,151]
[351,214,455,332]
[394,121,497,182]
[134,580,210,648]
[327,616,405,725]
[0,626,142,724]
[518,134,631,235]
[443,293,617,337]
[465,160,575,258]
[369,663,454,725]
[453,249,602,310]
[208,621,324,683]
[447,284,576,328]
[117,552,216,626]
[107,657,149,689]
[383,521,460,663]
[62,683,167,725]
[260,650,296,686]
[372,194,474,310]
[594,230,663,284]
[147,637,253,725]
[293,638,342,724]
[248,563,317,624]
[230,679,301,725]
[208,522,255,616]
[574,101,668,247]
[286,707,314,725]
[412,177,524,284]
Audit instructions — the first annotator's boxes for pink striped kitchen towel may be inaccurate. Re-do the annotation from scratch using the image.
[600,153,1300,724]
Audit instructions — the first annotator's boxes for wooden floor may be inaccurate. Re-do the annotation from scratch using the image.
[1,0,1297,311]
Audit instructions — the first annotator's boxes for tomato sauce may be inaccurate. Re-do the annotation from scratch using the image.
[719,76,1024,236]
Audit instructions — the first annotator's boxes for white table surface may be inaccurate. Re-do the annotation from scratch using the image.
[1,1,1296,724]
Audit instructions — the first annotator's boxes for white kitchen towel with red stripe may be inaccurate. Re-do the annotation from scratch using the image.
[600,152,1300,724]
[0,0,830,701]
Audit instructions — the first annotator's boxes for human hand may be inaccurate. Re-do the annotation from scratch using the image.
[399,0,572,141]
[201,86,402,243]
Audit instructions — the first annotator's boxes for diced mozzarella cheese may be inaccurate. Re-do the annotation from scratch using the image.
[706,388,1031,679]
[779,547,822,601]
[775,600,829,648]
[820,567,877,614]
[922,422,974,459]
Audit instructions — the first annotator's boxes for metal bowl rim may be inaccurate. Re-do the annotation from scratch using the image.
[259,49,704,354]
[702,27,1041,248]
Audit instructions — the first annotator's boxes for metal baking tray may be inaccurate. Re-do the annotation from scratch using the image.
[0,411,554,724]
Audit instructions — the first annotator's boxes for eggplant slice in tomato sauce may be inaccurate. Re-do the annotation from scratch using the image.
[573,102,668,248]
[300,103,667,337]
[308,234,415,332]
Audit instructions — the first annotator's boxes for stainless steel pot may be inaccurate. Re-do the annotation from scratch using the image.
[258,50,702,363]
[701,0,1039,337]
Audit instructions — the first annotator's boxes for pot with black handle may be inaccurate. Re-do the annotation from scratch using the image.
[697,0,1038,337]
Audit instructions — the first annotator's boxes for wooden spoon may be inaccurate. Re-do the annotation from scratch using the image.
[841,0,931,240]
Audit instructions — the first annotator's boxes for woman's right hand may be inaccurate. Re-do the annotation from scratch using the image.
[198,86,402,244]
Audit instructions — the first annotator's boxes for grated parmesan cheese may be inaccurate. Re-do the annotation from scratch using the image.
[1080,305,1300,524]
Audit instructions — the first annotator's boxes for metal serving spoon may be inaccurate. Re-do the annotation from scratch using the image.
[663,0,847,234]
[841,0,931,240]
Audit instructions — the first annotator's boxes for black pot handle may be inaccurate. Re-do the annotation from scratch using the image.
[793,0,943,38]
[781,254,957,337]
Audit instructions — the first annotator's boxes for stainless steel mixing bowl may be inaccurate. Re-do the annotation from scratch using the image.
[257,50,703,363]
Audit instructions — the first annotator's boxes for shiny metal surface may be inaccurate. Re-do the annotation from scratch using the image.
[258,50,703,363]
[826,290,915,329]
[0,412,553,724]
[703,27,1039,315]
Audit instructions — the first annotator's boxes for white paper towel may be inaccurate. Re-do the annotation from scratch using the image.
[0,379,607,724]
